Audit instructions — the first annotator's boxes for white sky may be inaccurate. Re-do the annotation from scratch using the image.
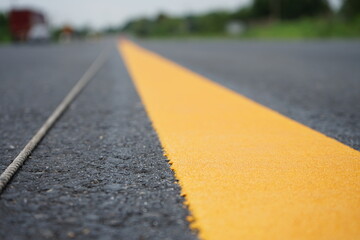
[0,0,343,29]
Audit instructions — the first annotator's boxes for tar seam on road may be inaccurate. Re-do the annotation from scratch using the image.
[0,48,110,194]
[119,39,360,240]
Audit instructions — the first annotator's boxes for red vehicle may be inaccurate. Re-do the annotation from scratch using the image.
[9,9,49,42]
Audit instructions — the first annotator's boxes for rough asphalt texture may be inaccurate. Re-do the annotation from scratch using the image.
[0,40,197,240]
[0,41,100,173]
[0,38,359,240]
[139,39,360,150]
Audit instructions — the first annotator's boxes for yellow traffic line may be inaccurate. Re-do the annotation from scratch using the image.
[119,39,360,240]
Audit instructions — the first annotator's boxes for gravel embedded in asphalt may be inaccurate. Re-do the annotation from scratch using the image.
[0,41,197,240]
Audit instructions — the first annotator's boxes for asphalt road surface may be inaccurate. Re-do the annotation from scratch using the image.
[0,39,196,240]
[0,38,359,239]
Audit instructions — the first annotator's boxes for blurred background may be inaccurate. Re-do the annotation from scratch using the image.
[0,0,359,43]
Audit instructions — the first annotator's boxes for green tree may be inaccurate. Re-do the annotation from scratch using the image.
[195,11,231,34]
[251,0,272,19]
[0,12,10,42]
[231,6,254,21]
[251,0,331,20]
[341,0,360,19]
[151,13,184,36]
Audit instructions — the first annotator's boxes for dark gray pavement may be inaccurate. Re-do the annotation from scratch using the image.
[0,41,103,172]
[0,38,359,240]
[139,39,360,150]
[0,39,196,240]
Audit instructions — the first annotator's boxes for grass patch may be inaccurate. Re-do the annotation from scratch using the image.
[242,17,360,39]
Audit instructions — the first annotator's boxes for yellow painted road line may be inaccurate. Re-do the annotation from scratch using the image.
[119,39,360,240]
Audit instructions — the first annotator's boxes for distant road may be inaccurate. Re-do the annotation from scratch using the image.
[0,38,359,240]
